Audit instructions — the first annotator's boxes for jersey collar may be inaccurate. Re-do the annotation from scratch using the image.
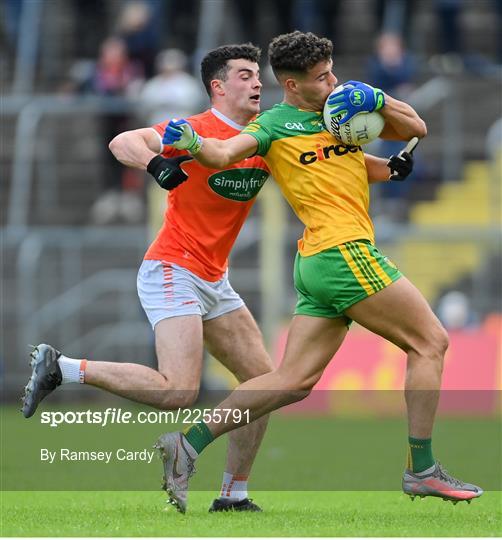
[211,107,246,131]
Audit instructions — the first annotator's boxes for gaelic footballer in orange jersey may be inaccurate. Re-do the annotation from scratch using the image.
[22,43,276,515]
[145,109,269,281]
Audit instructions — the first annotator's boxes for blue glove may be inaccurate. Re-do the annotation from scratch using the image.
[327,80,385,124]
[162,119,203,154]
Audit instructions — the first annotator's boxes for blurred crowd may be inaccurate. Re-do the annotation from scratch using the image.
[2,0,501,225]
[59,1,207,224]
[1,0,500,330]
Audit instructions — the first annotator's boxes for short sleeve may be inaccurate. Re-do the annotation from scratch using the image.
[242,119,272,156]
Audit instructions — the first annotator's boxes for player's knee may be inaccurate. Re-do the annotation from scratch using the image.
[278,383,311,403]
[436,325,449,356]
[276,367,319,397]
[297,372,322,394]
[175,388,200,408]
[157,388,199,410]
[236,357,274,382]
[422,323,449,360]
[410,322,449,372]
[431,325,449,371]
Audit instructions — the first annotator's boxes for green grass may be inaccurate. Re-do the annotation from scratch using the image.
[1,490,500,537]
[2,406,500,491]
[2,404,500,536]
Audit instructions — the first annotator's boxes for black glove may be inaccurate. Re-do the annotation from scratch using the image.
[387,137,419,181]
[387,151,414,181]
[147,154,193,190]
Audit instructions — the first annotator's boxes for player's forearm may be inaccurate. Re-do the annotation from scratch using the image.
[194,138,234,168]
[365,154,393,183]
[109,131,159,170]
[379,95,427,141]
[163,121,257,168]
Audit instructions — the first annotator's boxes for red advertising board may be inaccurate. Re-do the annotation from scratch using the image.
[274,316,501,415]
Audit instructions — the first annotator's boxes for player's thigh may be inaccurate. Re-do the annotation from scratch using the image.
[138,260,206,388]
[345,276,448,354]
[155,315,204,388]
[277,315,348,390]
[203,306,273,382]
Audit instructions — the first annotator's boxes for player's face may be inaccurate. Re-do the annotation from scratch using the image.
[219,59,262,116]
[297,59,337,111]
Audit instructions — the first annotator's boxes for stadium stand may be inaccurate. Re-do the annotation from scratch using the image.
[2,0,501,395]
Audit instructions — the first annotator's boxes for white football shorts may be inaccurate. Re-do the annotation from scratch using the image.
[137,260,245,329]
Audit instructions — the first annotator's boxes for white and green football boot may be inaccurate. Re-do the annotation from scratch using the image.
[154,432,197,513]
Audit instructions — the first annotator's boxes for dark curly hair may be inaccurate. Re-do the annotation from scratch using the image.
[268,31,333,76]
[200,43,261,96]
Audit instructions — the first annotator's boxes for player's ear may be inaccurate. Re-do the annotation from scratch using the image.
[210,79,225,96]
[284,77,299,94]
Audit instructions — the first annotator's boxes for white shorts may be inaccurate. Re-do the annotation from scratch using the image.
[137,260,245,329]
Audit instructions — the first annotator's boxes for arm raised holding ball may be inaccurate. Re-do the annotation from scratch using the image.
[327,80,426,141]
[378,94,427,141]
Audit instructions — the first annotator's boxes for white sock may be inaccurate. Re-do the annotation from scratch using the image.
[220,472,248,500]
[58,355,87,384]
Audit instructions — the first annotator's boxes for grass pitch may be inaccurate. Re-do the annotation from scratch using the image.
[2,404,500,536]
[2,490,500,537]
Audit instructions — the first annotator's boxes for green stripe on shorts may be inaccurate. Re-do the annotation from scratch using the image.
[346,241,385,291]
[294,240,402,318]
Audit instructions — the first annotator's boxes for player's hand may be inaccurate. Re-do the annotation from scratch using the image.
[162,119,203,154]
[387,152,413,181]
[327,80,385,124]
[147,154,193,190]
[387,138,419,181]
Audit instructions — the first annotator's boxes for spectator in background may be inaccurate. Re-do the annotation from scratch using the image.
[294,0,341,45]
[161,0,200,57]
[374,0,416,44]
[435,0,463,58]
[140,49,205,126]
[116,0,160,79]
[93,36,143,97]
[89,36,145,225]
[366,32,424,222]
[233,0,295,53]
[72,0,108,59]
[1,0,24,51]
[429,0,464,74]
[436,290,477,330]
[367,32,416,101]
[430,0,501,75]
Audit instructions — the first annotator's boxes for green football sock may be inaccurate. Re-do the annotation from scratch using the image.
[184,422,214,454]
[407,437,434,473]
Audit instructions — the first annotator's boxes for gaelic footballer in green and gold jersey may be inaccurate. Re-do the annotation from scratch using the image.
[242,102,401,318]
[243,102,374,257]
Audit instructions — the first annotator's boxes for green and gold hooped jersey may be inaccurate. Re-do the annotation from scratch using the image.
[243,102,375,256]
